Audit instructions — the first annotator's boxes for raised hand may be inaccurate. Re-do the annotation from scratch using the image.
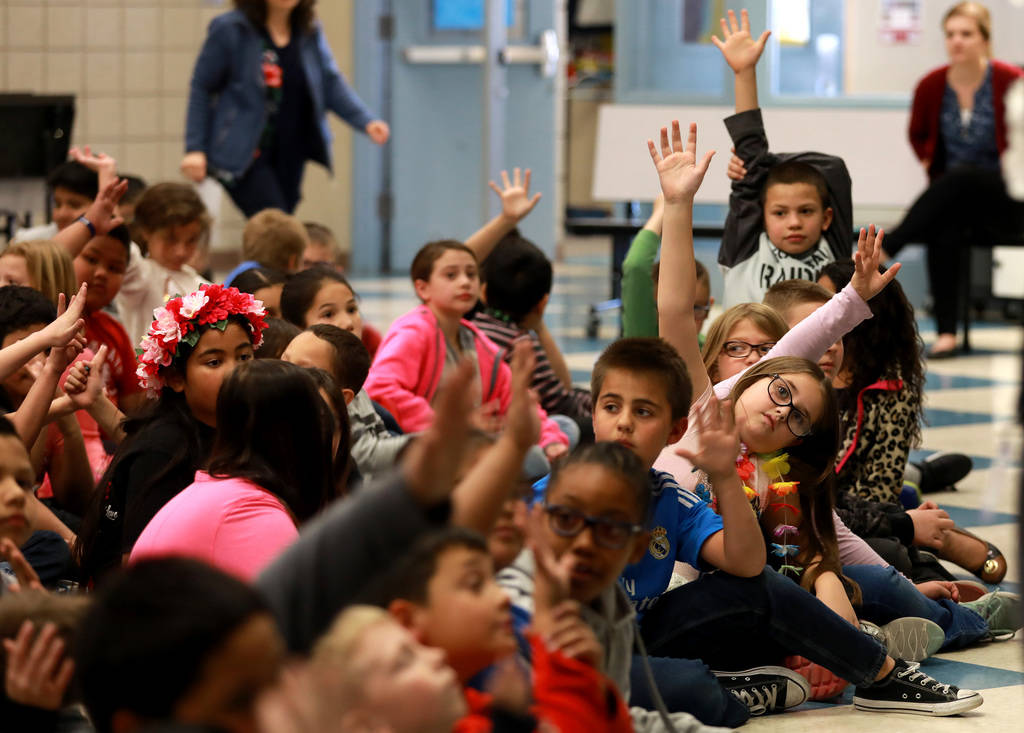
[647,121,715,204]
[850,225,902,302]
[506,340,541,452]
[711,9,771,74]
[81,177,128,236]
[65,345,108,410]
[0,538,44,593]
[69,145,118,189]
[488,167,543,224]
[674,394,741,479]
[726,148,748,181]
[3,621,75,711]
[38,285,87,351]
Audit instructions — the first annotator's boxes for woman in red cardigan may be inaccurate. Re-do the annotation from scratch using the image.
[883,2,1024,358]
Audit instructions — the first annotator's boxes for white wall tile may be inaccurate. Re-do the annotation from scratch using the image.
[160,6,198,49]
[85,96,124,139]
[160,50,193,94]
[123,50,159,93]
[85,7,123,49]
[160,95,187,137]
[123,7,159,49]
[47,5,84,48]
[121,141,162,183]
[84,51,121,94]
[45,51,84,94]
[7,52,45,92]
[7,5,45,49]
[124,95,161,140]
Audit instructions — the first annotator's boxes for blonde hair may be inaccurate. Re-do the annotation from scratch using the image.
[762,279,832,321]
[2,240,79,307]
[701,303,789,381]
[943,2,991,42]
[243,209,309,272]
[311,605,392,707]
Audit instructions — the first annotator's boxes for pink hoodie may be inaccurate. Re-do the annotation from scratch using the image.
[364,305,568,448]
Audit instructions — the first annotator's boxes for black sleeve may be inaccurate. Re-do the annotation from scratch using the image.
[120,447,192,552]
[490,709,538,732]
[884,510,916,547]
[834,490,895,539]
[256,472,450,654]
[770,150,854,262]
[720,109,777,267]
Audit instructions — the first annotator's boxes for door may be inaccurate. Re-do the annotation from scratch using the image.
[352,0,563,274]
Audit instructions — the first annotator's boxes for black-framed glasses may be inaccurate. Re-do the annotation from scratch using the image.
[543,503,644,550]
[723,340,775,359]
[768,374,812,438]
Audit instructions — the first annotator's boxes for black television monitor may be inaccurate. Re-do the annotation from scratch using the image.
[0,94,75,178]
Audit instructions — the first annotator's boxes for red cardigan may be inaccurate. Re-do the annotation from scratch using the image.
[908,59,1024,181]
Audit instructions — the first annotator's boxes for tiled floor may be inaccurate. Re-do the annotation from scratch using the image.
[351,236,1023,729]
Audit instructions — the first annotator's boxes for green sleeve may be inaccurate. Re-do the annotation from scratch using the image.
[621,229,660,338]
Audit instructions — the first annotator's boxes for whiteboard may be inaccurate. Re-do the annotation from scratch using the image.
[592,104,929,209]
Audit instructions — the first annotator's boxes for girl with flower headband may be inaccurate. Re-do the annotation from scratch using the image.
[74,284,267,585]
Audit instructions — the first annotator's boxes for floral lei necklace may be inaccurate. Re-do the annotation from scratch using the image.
[694,445,803,579]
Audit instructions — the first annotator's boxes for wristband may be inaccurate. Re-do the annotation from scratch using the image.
[77,216,96,237]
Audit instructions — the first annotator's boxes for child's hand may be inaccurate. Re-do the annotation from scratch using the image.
[647,121,715,204]
[850,225,901,302]
[674,394,740,480]
[3,621,75,711]
[488,167,542,224]
[38,285,88,351]
[907,504,954,549]
[527,504,573,614]
[365,119,390,145]
[180,151,208,182]
[539,601,603,669]
[0,538,44,593]
[915,580,959,603]
[471,399,505,433]
[69,145,118,187]
[45,332,86,377]
[403,360,477,506]
[711,9,771,74]
[726,148,748,181]
[65,345,108,410]
[506,341,542,451]
[82,178,128,236]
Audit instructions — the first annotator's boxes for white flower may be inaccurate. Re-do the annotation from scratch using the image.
[179,291,209,319]
[152,307,180,343]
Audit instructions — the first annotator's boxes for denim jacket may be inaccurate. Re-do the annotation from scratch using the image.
[185,10,375,180]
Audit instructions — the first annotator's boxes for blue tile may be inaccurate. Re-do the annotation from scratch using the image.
[924,373,1013,390]
[913,657,1024,690]
[941,506,1018,527]
[923,408,998,427]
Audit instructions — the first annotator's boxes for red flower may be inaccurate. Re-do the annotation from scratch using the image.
[263,62,283,89]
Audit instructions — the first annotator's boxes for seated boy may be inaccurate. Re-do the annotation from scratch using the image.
[13,161,97,243]
[303,221,351,272]
[714,10,852,307]
[474,231,592,440]
[225,208,309,285]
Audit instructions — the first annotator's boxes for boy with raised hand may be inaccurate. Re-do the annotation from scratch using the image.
[714,9,853,307]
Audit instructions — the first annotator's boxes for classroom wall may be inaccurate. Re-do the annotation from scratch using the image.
[0,0,356,262]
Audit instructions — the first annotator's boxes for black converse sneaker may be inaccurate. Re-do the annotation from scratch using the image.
[712,666,811,716]
[853,660,983,716]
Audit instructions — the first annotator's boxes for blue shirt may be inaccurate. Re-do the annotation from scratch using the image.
[533,468,723,619]
[941,65,1000,171]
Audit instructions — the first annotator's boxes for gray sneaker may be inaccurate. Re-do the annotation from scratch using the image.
[961,591,1022,640]
[860,617,944,661]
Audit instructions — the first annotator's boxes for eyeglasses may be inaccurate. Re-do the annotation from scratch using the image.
[693,304,712,315]
[768,374,812,438]
[723,340,775,359]
[543,503,644,550]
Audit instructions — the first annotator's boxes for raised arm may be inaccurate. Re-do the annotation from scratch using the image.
[0,286,86,383]
[464,168,542,263]
[620,196,663,339]
[648,121,715,400]
[53,179,127,259]
[712,9,770,114]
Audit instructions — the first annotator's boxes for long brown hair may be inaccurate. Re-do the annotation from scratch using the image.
[728,357,858,600]
[701,303,788,382]
[235,0,317,34]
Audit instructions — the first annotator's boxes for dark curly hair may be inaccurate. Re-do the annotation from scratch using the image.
[234,0,317,34]
[818,260,925,447]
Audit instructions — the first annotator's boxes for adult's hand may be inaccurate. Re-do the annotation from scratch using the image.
[365,120,390,145]
[180,151,208,182]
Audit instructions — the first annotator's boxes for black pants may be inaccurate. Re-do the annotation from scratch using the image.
[884,167,1024,335]
[222,148,307,217]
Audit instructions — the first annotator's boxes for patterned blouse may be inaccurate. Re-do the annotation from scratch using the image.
[940,65,1000,171]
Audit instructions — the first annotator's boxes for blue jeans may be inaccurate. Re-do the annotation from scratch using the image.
[843,564,988,650]
[629,655,750,728]
[638,568,888,686]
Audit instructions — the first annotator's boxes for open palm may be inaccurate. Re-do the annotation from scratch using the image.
[851,224,902,301]
[711,9,771,74]
[647,121,714,203]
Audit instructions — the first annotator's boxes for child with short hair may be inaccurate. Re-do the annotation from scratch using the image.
[283,325,411,482]
[243,208,309,273]
[229,265,289,319]
[13,162,97,243]
[364,240,569,463]
[254,317,301,359]
[0,241,79,309]
[303,220,350,271]
[130,360,335,580]
[714,10,853,307]
[114,182,212,346]
[74,284,266,585]
[475,230,591,441]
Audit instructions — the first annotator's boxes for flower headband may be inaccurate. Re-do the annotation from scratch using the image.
[136,283,267,394]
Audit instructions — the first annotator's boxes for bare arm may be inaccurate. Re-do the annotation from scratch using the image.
[712,9,770,114]
[0,286,87,383]
[53,179,127,259]
[45,415,95,517]
[648,121,715,401]
[61,347,128,445]
[464,168,542,263]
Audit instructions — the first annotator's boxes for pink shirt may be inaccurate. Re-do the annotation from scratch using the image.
[129,471,298,581]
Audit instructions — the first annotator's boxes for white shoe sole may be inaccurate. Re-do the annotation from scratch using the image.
[853,689,983,716]
[879,617,945,662]
[711,666,811,708]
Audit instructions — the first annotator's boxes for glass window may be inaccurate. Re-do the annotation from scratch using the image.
[434,0,518,30]
[769,0,845,97]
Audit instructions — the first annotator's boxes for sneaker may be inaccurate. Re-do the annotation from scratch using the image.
[961,591,1022,640]
[917,452,973,493]
[860,617,944,661]
[711,666,811,716]
[783,655,849,700]
[853,660,983,716]
[952,579,989,603]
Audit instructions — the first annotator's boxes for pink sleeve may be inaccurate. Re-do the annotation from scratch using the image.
[714,282,872,400]
[364,322,437,433]
[491,348,568,449]
[210,499,299,581]
[833,511,888,567]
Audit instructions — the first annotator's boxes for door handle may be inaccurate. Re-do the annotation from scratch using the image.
[403,29,560,77]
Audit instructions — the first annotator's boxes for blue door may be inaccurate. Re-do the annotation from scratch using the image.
[351,0,562,274]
